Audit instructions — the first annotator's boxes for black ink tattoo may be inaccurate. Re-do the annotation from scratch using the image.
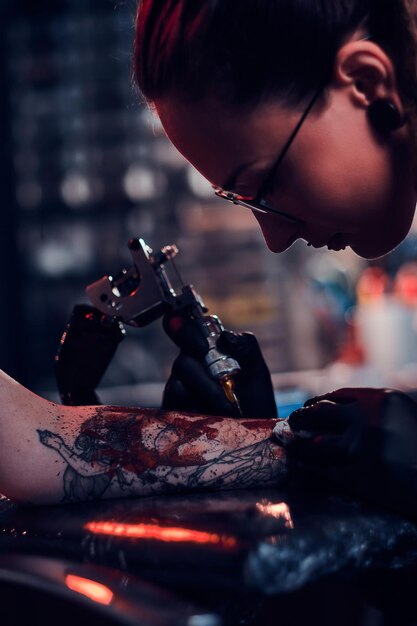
[187,439,285,490]
[37,409,286,503]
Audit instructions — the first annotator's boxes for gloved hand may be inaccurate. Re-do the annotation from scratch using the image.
[286,387,417,520]
[55,304,125,406]
[161,311,278,419]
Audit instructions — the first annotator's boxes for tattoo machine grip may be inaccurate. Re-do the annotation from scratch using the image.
[55,304,125,406]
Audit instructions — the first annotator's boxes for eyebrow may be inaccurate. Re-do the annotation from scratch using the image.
[221,160,260,190]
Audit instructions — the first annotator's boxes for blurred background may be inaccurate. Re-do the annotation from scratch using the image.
[3,0,417,408]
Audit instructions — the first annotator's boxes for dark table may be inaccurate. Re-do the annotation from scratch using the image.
[1,487,417,626]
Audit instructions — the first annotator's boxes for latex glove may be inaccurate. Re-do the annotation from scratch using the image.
[286,388,417,520]
[161,312,277,419]
[55,304,125,406]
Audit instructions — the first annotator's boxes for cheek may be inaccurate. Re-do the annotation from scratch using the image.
[295,137,415,258]
[291,131,395,229]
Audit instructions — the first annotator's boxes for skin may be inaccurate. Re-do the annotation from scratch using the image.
[0,370,286,504]
[155,36,417,260]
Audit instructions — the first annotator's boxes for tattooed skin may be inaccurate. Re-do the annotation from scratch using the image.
[37,407,286,503]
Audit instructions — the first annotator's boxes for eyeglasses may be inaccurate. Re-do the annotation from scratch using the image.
[212,84,323,223]
[213,35,373,221]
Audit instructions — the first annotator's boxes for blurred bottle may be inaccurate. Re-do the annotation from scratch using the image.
[355,266,417,377]
[394,263,417,307]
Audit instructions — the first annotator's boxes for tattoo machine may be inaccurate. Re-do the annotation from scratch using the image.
[86,237,242,414]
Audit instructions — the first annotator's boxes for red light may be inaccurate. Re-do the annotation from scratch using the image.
[85,521,237,548]
[255,501,294,528]
[65,574,113,605]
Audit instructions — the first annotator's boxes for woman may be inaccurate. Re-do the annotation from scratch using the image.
[132,0,417,520]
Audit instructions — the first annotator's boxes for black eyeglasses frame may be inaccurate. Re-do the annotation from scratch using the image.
[212,84,324,223]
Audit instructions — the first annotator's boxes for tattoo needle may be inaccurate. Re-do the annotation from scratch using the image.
[220,376,242,417]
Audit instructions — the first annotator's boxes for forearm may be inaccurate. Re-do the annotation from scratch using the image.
[0,371,286,504]
[37,436,108,477]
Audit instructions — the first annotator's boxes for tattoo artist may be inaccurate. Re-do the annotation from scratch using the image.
[130,0,417,522]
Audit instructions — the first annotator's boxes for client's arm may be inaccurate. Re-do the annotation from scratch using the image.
[0,370,286,504]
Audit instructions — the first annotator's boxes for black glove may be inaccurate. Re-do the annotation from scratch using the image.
[161,311,278,419]
[55,304,125,406]
[287,388,417,521]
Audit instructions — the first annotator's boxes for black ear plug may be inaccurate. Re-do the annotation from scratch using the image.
[368,99,405,133]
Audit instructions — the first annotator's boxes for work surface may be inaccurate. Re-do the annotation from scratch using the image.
[1,487,417,625]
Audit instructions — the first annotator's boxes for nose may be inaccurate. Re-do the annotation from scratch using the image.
[253,211,300,253]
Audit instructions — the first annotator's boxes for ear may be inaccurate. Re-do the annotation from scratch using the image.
[333,40,405,117]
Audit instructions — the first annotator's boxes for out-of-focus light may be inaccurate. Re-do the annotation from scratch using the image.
[61,172,92,208]
[187,615,221,626]
[33,226,93,276]
[125,207,154,236]
[65,574,113,606]
[16,181,42,210]
[123,163,166,201]
[34,243,75,276]
[85,521,237,548]
[140,108,164,135]
[356,267,389,304]
[394,263,417,306]
[410,212,417,233]
[255,501,294,529]
[180,200,258,233]
[72,148,88,166]
[152,139,186,170]
[186,167,213,198]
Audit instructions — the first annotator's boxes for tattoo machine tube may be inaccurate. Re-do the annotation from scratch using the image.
[195,311,241,415]
[86,238,242,414]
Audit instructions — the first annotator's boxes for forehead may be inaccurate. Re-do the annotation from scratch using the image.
[155,96,300,187]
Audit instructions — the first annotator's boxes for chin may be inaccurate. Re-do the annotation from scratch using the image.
[351,237,404,260]
[351,216,416,258]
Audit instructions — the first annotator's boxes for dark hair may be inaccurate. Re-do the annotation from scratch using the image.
[133,0,416,112]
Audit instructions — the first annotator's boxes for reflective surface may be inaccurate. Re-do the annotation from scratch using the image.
[2,488,417,624]
[0,551,214,626]
[1,487,417,595]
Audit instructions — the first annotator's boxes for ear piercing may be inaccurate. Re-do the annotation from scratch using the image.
[368,99,405,133]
